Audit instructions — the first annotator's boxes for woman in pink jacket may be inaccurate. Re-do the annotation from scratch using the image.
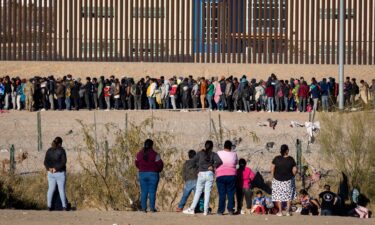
[216,140,238,215]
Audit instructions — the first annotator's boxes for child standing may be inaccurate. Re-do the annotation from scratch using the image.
[251,191,266,214]
[176,150,198,212]
[236,158,256,214]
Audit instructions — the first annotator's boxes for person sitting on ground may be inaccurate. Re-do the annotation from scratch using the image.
[176,150,198,212]
[236,158,256,215]
[299,189,320,216]
[251,190,266,215]
[319,184,338,216]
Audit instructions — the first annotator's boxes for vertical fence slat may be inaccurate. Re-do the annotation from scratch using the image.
[247,0,250,64]
[139,0,143,61]
[151,0,155,61]
[363,0,367,65]
[181,0,185,62]
[187,0,191,62]
[269,0,273,64]
[18,0,23,60]
[288,0,293,63]
[166,0,169,62]
[353,0,357,64]
[161,0,165,61]
[119,0,123,60]
[125,0,129,61]
[130,0,134,61]
[171,0,175,62]
[0,0,2,60]
[206,0,211,63]
[294,0,299,64]
[315,0,320,64]
[195,0,199,63]
[369,0,373,65]
[13,0,17,59]
[326,0,331,64]
[94,0,98,60]
[237,0,241,64]
[109,0,113,61]
[320,0,325,64]
[156,0,161,62]
[304,0,309,64]
[331,0,336,64]
[283,0,288,64]
[358,0,362,65]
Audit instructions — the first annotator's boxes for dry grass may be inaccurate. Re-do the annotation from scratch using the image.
[319,112,375,209]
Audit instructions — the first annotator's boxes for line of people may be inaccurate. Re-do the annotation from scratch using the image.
[44,137,370,218]
[1,74,374,112]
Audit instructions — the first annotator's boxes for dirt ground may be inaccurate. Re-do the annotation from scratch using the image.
[0,110,323,175]
[0,210,373,225]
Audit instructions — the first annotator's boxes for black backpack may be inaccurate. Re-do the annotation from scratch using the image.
[132,84,141,95]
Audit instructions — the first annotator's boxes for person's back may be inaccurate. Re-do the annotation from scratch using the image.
[319,185,337,216]
[216,150,237,177]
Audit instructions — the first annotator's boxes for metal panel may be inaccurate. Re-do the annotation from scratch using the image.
[369,0,373,64]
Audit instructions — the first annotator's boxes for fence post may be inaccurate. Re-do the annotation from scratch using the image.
[37,111,42,152]
[9,145,15,175]
[208,109,212,137]
[104,140,109,178]
[296,139,305,189]
[218,114,223,145]
[125,112,128,134]
[94,111,99,154]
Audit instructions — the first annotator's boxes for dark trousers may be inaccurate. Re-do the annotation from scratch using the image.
[216,175,236,214]
[139,172,160,211]
[236,188,253,211]
[98,94,104,109]
[85,94,92,110]
[301,205,319,216]
[134,95,141,110]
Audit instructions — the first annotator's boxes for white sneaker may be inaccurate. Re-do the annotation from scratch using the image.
[203,211,209,216]
[286,213,291,216]
[183,208,195,215]
[276,212,283,217]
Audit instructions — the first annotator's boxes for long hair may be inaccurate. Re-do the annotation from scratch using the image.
[203,140,213,161]
[51,137,63,149]
[143,139,154,162]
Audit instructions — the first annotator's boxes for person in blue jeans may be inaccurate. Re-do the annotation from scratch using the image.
[176,150,198,212]
[44,137,68,211]
[135,139,164,213]
[183,140,223,216]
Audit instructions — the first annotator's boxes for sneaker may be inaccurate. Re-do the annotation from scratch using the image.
[176,207,183,212]
[286,213,291,216]
[183,208,195,215]
[203,211,209,216]
[276,212,283,217]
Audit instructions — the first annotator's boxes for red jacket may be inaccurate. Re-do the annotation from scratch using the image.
[265,86,275,97]
[135,149,164,173]
[298,84,310,98]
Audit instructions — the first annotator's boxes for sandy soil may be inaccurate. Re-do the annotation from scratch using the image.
[0,210,373,225]
[0,110,323,174]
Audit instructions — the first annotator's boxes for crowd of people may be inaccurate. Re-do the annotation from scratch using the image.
[1,74,374,112]
[44,137,370,218]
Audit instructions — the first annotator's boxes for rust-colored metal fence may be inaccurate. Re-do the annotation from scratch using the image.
[0,0,374,64]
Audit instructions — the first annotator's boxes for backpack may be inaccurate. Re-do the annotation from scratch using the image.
[131,84,141,96]
[354,85,359,95]
[0,84,4,96]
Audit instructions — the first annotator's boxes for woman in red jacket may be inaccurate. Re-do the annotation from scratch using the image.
[265,84,275,112]
[298,81,310,112]
[135,139,164,213]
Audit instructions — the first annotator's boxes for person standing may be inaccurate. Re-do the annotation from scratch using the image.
[236,158,256,214]
[176,150,198,212]
[320,78,330,112]
[135,139,164,213]
[200,78,207,109]
[271,144,297,216]
[310,78,321,112]
[55,79,65,111]
[44,137,68,211]
[215,140,238,215]
[183,140,222,216]
[319,184,338,216]
[359,80,369,105]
